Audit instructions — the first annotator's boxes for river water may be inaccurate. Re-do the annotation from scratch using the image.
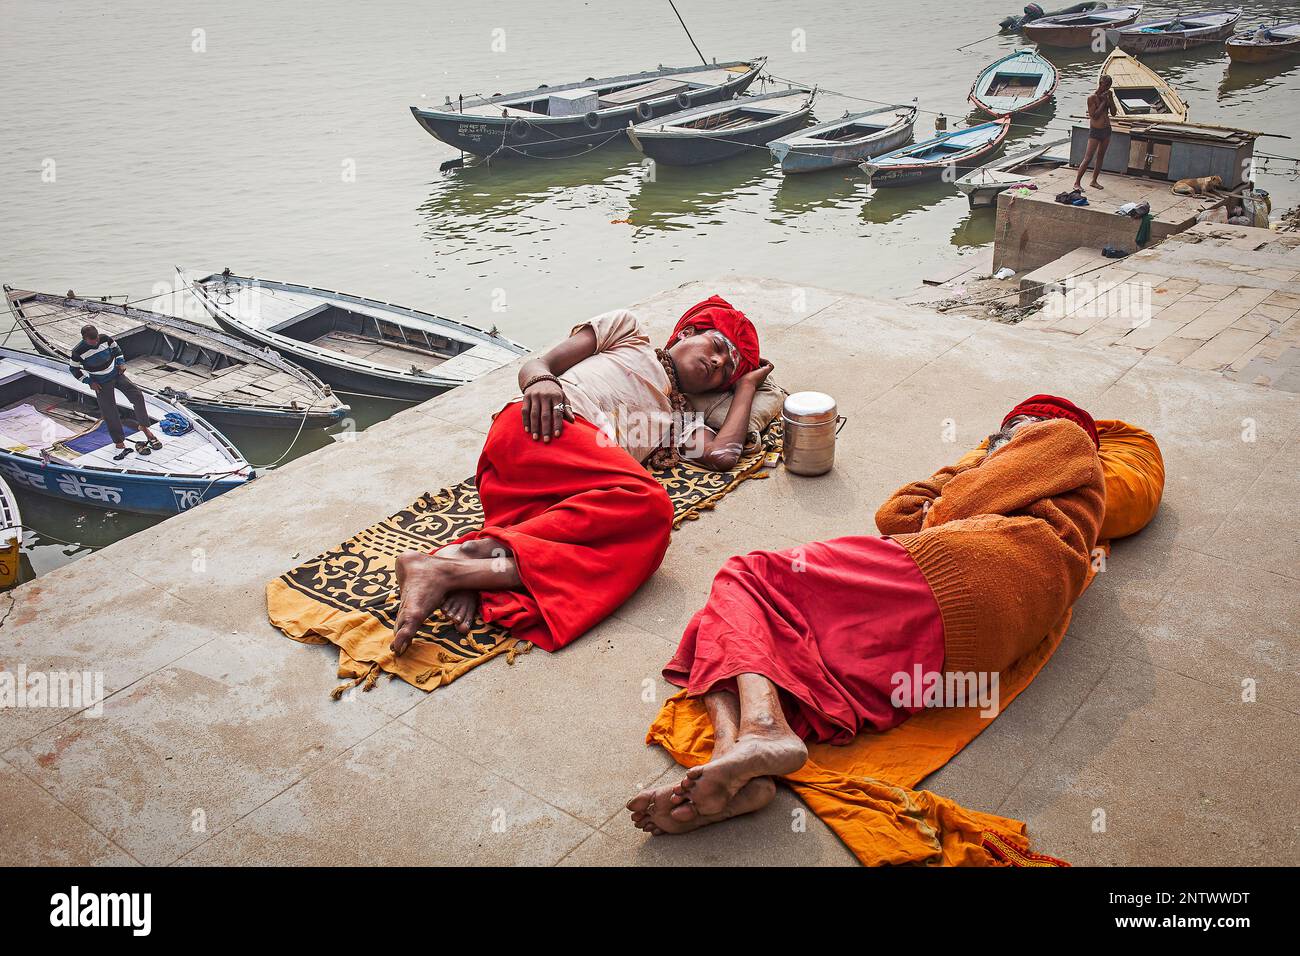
[2,0,1299,577]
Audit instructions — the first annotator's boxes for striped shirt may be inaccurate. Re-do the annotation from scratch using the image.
[69,335,125,384]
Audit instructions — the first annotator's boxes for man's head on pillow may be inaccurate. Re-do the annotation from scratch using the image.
[665,295,761,394]
[986,394,1099,456]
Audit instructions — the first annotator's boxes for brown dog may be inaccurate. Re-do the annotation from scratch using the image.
[1172,175,1224,196]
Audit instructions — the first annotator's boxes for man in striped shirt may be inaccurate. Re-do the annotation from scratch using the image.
[69,324,162,461]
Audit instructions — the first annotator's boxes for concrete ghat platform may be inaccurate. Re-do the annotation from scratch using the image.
[2,277,1297,867]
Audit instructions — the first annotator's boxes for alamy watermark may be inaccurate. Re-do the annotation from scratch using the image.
[0,665,105,717]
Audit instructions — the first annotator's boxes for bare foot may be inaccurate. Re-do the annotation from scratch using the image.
[441,590,479,633]
[1090,180,1104,190]
[629,778,777,835]
[670,730,807,820]
[391,552,458,656]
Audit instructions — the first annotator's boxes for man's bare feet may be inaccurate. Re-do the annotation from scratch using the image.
[627,777,777,835]
[392,552,459,655]
[669,728,806,821]
[441,590,479,633]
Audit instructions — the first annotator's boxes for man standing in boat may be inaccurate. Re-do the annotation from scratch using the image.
[69,324,163,461]
[1074,74,1117,191]
[388,297,770,659]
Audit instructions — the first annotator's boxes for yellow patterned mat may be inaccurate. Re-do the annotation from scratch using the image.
[267,426,781,696]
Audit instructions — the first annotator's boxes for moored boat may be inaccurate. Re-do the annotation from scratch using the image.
[1108,8,1242,54]
[1101,48,1189,121]
[1000,1,1108,33]
[6,287,349,431]
[0,346,252,515]
[955,137,1071,208]
[767,105,916,174]
[181,270,527,402]
[627,88,816,166]
[1226,22,1300,62]
[410,59,765,159]
[968,48,1059,116]
[859,118,1011,186]
[1023,3,1144,47]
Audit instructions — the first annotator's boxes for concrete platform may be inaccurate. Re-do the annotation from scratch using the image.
[2,277,1298,866]
[992,167,1222,274]
[1020,223,1300,391]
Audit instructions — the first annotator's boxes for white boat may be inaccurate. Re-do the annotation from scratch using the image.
[0,346,253,515]
[1108,8,1243,54]
[0,473,20,547]
[767,105,916,174]
[956,137,1071,208]
[7,287,349,431]
[181,269,528,401]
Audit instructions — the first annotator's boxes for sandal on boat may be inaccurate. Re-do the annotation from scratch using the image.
[113,447,131,461]
[148,438,163,450]
[134,441,151,456]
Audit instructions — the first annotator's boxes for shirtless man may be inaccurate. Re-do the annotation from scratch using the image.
[390,297,771,658]
[1074,74,1117,191]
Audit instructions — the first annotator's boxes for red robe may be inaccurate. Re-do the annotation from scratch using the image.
[664,535,945,744]
[453,405,674,652]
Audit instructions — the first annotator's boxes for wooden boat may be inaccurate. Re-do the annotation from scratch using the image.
[1101,49,1189,121]
[626,88,816,167]
[968,48,1059,116]
[1000,1,1108,33]
[859,118,1011,187]
[1023,4,1144,47]
[182,270,527,402]
[1226,22,1300,62]
[1108,8,1242,53]
[955,137,1071,208]
[6,288,349,431]
[0,346,252,515]
[767,105,915,174]
[410,59,765,159]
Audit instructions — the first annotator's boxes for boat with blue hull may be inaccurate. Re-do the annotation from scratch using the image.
[627,88,816,166]
[859,118,1011,186]
[0,347,253,515]
[968,48,1058,117]
[411,59,765,160]
[767,105,916,174]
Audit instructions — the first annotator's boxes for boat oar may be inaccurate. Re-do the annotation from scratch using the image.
[957,30,1005,51]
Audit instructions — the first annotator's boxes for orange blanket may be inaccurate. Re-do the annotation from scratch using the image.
[647,420,1163,866]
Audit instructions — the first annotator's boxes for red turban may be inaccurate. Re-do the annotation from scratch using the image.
[1003,394,1099,448]
[667,295,760,388]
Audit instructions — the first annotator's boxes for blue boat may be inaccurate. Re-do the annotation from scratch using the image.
[0,347,253,515]
[859,118,1011,187]
[968,48,1058,117]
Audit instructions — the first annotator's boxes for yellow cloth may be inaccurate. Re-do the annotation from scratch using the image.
[647,601,1080,866]
[646,419,1164,865]
[956,419,1164,541]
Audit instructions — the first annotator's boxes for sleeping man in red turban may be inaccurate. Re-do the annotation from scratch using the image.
[389,296,771,657]
[627,395,1106,836]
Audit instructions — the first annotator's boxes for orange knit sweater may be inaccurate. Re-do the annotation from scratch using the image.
[874,419,1106,674]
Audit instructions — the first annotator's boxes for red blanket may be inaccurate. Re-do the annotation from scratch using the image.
[663,535,945,743]
[456,405,674,651]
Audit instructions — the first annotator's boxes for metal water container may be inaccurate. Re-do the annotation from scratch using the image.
[781,391,845,477]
